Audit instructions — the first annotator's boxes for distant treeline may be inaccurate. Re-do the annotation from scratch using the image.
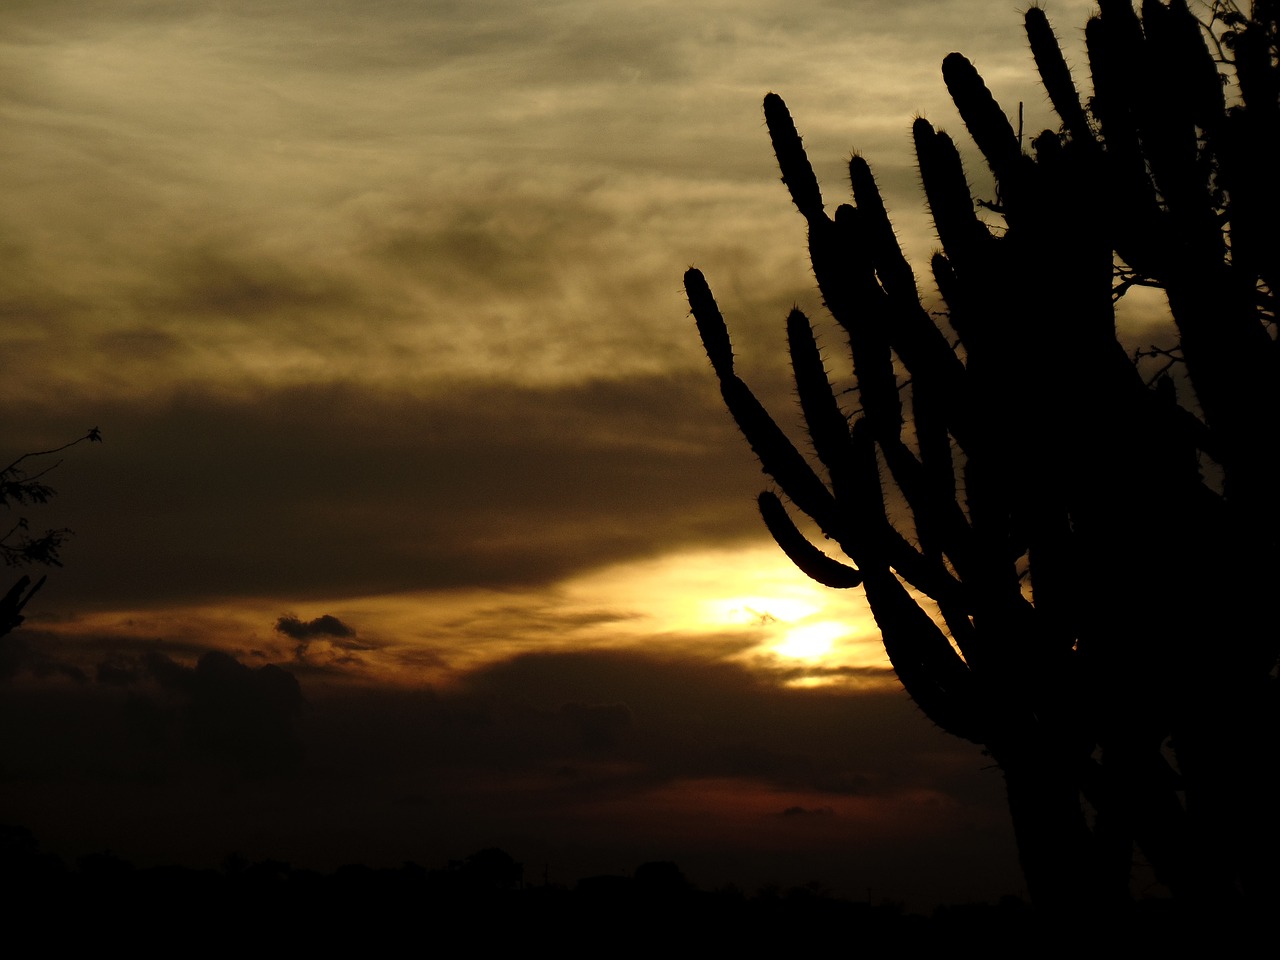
[0,824,1241,948]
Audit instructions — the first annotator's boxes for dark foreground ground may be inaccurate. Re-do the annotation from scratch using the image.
[2,824,1263,951]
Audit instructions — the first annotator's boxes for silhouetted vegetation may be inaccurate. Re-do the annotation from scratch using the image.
[3,824,1238,949]
[0,429,100,638]
[687,0,1277,911]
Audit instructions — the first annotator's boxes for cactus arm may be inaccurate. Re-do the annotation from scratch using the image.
[1086,14,1167,278]
[941,53,1027,196]
[757,492,862,588]
[847,156,918,305]
[766,97,907,443]
[1163,0,1226,128]
[929,252,978,357]
[684,266,735,379]
[847,160,968,386]
[786,307,857,492]
[913,121,993,273]
[1025,7,1095,146]
[688,266,964,604]
[819,209,904,441]
[1136,0,1214,222]
[849,402,984,690]
[861,564,986,744]
[685,268,846,539]
[843,419,968,609]
[719,374,846,537]
[1233,16,1280,117]
[764,92,827,224]
[877,434,974,577]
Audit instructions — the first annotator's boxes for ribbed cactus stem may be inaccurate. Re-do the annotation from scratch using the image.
[1025,7,1094,145]
[942,53,1023,188]
[855,519,985,743]
[757,492,862,588]
[874,605,986,743]
[1137,0,1206,210]
[684,268,735,378]
[686,267,841,533]
[1098,0,1146,49]
[843,168,971,432]
[719,374,846,540]
[914,120,989,267]
[848,155,917,302]
[1085,15,1124,127]
[764,93,826,223]
[1164,0,1225,127]
[786,308,854,485]
[1231,20,1279,114]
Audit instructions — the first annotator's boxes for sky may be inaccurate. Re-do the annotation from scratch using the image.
[0,0,1156,907]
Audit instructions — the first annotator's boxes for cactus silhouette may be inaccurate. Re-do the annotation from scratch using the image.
[687,0,1277,909]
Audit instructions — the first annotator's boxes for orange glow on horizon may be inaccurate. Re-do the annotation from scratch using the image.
[31,542,894,691]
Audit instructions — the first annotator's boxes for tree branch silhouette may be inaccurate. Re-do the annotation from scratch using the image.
[1,427,102,638]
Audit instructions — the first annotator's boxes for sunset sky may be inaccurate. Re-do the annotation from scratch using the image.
[1,0,1149,906]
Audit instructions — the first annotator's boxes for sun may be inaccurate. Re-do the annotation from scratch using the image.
[773,620,845,661]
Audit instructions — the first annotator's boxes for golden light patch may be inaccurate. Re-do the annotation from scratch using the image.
[32,541,894,691]
[714,595,818,626]
[554,544,892,688]
[774,620,843,661]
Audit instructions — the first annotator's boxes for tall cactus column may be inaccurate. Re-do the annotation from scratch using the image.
[686,0,1277,909]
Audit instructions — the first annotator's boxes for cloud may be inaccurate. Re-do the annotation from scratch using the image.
[0,0,1113,417]
[274,612,382,674]
[2,376,763,609]
[0,0,1139,639]
[275,614,356,641]
[452,649,974,797]
[560,701,633,750]
[141,649,305,777]
[0,632,88,683]
[779,805,834,817]
[0,636,1015,903]
[95,653,142,687]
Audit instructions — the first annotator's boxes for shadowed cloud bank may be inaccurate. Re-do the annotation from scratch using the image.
[0,629,1016,907]
[4,377,764,610]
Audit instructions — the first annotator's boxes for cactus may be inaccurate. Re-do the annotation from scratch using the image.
[687,1,1277,909]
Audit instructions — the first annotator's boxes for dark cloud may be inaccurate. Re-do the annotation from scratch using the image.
[143,243,365,324]
[453,650,974,797]
[0,632,88,684]
[282,613,380,674]
[368,198,619,299]
[2,376,760,609]
[0,640,1015,904]
[95,653,142,687]
[779,805,834,817]
[143,650,305,777]
[275,614,356,642]
[560,701,632,750]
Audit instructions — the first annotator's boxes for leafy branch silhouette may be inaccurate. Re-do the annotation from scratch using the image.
[1,427,102,637]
